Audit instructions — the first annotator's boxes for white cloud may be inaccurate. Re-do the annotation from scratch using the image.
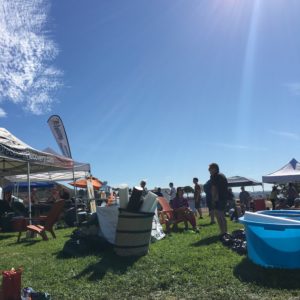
[0,0,62,115]
[269,130,299,140]
[208,142,267,151]
[284,82,300,96]
[0,108,7,118]
[214,143,249,150]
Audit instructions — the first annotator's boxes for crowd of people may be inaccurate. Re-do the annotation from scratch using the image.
[2,162,300,238]
[153,162,230,238]
[151,163,300,238]
[268,183,300,210]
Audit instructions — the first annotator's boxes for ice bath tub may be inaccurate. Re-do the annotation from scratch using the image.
[239,210,300,269]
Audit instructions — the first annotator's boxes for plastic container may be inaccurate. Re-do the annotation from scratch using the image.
[252,199,266,211]
[118,184,129,209]
[258,210,300,221]
[239,210,300,269]
[2,268,23,300]
[140,191,158,213]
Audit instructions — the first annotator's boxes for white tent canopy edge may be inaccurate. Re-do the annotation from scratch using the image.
[5,147,90,182]
[262,158,300,184]
[0,128,74,222]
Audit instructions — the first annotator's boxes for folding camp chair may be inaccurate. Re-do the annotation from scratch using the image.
[25,199,65,241]
[157,197,187,232]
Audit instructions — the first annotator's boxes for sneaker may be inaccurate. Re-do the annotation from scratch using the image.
[219,232,230,241]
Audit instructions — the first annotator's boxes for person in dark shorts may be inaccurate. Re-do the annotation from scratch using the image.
[193,177,203,219]
[208,163,228,237]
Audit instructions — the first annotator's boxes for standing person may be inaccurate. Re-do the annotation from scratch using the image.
[166,182,176,206]
[208,163,228,237]
[287,183,298,207]
[239,187,251,213]
[203,180,215,224]
[269,186,278,210]
[140,180,148,196]
[193,178,203,219]
[227,188,235,211]
[155,188,163,197]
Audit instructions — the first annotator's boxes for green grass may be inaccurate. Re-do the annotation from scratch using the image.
[1,217,300,299]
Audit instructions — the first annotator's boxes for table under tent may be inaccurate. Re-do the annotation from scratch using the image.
[4,146,91,226]
[227,176,266,211]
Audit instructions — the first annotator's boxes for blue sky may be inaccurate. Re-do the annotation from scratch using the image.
[1,0,300,190]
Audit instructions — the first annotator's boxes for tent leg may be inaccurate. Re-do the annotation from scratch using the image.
[72,167,79,225]
[27,162,32,225]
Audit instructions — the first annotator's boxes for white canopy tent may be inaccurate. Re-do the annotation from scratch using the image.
[262,158,300,184]
[5,147,90,182]
[0,128,74,221]
[0,128,73,177]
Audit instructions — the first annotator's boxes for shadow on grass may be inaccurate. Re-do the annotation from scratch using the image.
[74,251,140,281]
[199,223,216,228]
[190,235,219,247]
[0,234,15,241]
[22,239,42,246]
[56,237,113,259]
[7,239,42,246]
[234,257,300,289]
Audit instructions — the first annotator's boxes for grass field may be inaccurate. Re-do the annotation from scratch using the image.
[1,216,300,299]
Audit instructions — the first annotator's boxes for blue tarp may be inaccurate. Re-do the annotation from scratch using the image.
[4,181,55,192]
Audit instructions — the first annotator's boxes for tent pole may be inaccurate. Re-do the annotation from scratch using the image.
[16,182,19,198]
[0,176,3,200]
[27,162,32,225]
[72,167,79,225]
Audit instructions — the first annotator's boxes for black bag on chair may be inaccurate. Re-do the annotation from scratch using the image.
[126,186,144,212]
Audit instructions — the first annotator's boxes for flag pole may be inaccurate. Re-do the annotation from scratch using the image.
[47,115,79,224]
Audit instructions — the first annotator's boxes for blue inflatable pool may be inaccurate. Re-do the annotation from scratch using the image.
[239,210,300,269]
